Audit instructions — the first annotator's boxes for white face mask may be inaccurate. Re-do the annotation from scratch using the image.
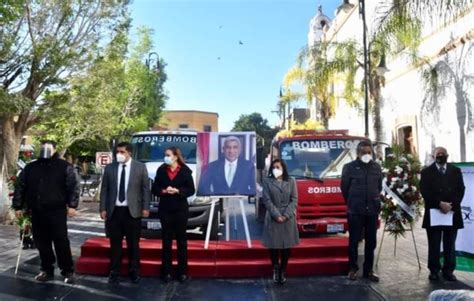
[272,168,283,178]
[116,153,126,163]
[361,154,372,164]
[164,155,174,165]
[39,144,55,159]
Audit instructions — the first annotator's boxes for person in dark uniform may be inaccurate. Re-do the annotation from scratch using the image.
[340,140,382,282]
[100,142,150,284]
[152,147,195,283]
[13,140,80,283]
[420,146,465,281]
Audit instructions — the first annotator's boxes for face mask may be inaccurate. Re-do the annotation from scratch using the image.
[361,154,372,164]
[272,168,283,178]
[435,155,448,165]
[164,155,174,165]
[116,153,126,163]
[39,144,54,159]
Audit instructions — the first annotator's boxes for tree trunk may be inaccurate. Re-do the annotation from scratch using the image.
[455,81,467,161]
[371,75,384,158]
[1,117,23,176]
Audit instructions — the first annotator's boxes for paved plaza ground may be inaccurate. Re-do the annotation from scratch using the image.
[0,199,473,301]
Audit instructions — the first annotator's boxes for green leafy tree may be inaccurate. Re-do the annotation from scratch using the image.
[0,0,129,174]
[232,113,278,154]
[34,26,167,156]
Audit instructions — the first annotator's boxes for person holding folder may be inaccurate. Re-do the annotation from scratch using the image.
[420,146,465,282]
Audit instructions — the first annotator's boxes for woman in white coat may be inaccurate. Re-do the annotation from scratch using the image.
[261,159,299,284]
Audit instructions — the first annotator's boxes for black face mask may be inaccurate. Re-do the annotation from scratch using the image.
[435,155,448,165]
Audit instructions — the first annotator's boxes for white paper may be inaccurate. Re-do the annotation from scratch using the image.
[430,209,453,226]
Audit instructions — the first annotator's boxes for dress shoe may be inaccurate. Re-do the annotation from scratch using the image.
[348,269,357,281]
[35,271,54,282]
[162,274,172,283]
[63,272,75,284]
[108,274,120,284]
[279,270,287,285]
[130,273,141,284]
[363,271,380,282]
[442,273,457,282]
[178,275,189,283]
[272,265,280,284]
[428,273,440,281]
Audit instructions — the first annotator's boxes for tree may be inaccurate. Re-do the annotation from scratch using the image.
[283,1,472,156]
[232,113,278,153]
[34,26,167,156]
[283,40,360,129]
[421,33,474,161]
[0,0,129,174]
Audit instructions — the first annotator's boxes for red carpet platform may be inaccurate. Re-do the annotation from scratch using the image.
[76,237,349,278]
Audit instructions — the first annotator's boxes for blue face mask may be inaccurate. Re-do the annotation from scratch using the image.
[164,155,174,165]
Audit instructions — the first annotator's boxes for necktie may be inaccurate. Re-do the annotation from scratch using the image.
[226,163,234,187]
[439,167,445,175]
[119,164,126,202]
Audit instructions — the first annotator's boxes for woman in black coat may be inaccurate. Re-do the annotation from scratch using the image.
[152,147,195,283]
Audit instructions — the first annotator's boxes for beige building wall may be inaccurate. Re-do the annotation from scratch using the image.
[158,110,219,132]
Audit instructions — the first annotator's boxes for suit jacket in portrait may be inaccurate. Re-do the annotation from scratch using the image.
[99,160,151,220]
[420,163,465,229]
[197,158,256,196]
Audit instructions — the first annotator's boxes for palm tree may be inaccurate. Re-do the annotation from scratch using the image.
[284,0,472,156]
[421,33,474,161]
[283,40,360,129]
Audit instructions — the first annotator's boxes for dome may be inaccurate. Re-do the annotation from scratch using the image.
[308,5,332,47]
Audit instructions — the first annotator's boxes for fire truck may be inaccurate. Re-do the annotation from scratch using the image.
[267,129,369,234]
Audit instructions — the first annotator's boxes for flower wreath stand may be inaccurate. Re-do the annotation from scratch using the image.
[375,198,421,269]
[375,149,423,269]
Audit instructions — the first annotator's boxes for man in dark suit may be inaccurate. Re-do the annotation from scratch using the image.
[197,136,256,196]
[420,146,465,282]
[99,142,151,284]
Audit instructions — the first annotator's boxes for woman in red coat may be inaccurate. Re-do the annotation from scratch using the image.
[152,147,195,283]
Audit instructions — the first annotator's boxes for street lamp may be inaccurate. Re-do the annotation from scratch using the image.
[359,0,370,137]
[376,52,390,76]
[146,52,160,72]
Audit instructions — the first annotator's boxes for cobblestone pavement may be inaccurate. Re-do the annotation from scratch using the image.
[0,199,472,300]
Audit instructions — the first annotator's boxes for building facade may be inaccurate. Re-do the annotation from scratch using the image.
[310,1,474,164]
[157,110,219,132]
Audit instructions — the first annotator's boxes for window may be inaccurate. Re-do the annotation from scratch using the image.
[203,125,212,132]
[179,124,188,129]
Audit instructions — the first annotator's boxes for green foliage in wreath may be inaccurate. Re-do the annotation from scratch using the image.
[381,145,423,238]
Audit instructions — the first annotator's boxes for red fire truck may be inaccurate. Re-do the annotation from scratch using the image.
[268,129,369,234]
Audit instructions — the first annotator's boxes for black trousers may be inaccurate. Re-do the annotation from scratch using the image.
[426,227,458,274]
[269,249,291,271]
[108,207,141,276]
[348,213,377,273]
[32,208,74,275]
[159,209,188,276]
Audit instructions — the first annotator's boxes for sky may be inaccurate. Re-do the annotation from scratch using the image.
[130,0,340,131]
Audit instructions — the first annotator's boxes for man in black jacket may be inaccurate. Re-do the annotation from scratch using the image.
[12,141,80,283]
[341,140,382,282]
[420,147,465,282]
